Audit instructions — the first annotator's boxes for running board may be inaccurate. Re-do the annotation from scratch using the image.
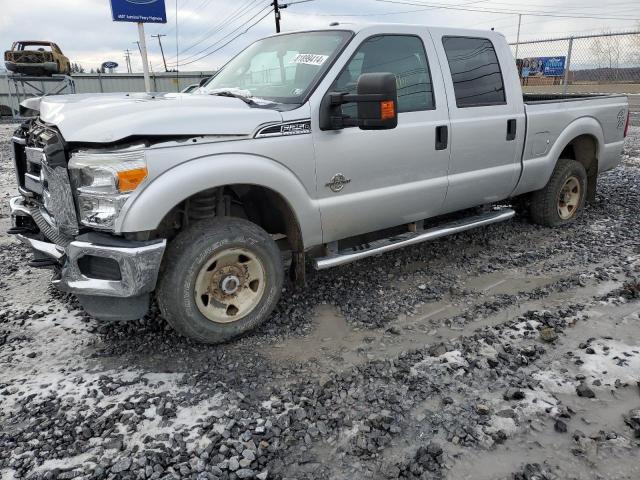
[314,208,516,270]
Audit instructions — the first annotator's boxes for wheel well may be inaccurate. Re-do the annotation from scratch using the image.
[155,184,304,252]
[559,135,598,201]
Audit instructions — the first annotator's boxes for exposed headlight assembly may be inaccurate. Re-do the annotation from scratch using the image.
[68,145,147,231]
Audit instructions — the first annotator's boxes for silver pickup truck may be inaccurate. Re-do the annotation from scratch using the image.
[9,24,630,343]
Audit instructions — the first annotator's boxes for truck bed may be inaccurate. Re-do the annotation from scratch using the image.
[513,93,628,197]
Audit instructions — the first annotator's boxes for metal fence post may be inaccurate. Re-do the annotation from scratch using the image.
[97,71,104,93]
[562,36,574,95]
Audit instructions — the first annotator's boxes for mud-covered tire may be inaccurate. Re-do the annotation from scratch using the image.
[529,158,588,227]
[157,217,283,344]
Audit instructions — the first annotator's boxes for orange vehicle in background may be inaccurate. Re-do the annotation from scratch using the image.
[4,41,71,76]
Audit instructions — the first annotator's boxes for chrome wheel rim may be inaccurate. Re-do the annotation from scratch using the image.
[194,247,266,324]
[557,176,581,220]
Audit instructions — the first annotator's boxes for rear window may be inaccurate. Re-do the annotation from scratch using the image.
[442,36,506,108]
[20,44,53,52]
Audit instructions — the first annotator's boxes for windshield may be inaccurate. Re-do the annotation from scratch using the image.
[200,30,352,105]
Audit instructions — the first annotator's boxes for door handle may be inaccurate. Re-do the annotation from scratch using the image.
[435,125,448,150]
[506,119,517,141]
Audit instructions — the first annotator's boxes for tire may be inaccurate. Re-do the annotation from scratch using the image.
[157,217,284,344]
[529,158,588,227]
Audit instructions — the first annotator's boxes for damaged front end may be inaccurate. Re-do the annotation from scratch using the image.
[8,120,165,320]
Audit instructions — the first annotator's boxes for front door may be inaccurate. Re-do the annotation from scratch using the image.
[311,33,451,243]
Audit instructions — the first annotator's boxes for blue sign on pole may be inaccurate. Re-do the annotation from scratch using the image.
[521,56,566,77]
[541,57,566,77]
[110,0,167,24]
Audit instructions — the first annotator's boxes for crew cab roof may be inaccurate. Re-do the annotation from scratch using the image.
[280,22,507,40]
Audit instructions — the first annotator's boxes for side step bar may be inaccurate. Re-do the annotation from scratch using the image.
[314,208,515,270]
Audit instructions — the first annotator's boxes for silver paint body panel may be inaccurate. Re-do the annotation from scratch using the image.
[32,24,627,250]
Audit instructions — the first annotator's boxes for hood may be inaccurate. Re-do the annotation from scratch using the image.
[36,92,283,143]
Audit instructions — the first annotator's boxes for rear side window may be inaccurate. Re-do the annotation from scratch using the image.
[332,35,434,114]
[442,36,506,108]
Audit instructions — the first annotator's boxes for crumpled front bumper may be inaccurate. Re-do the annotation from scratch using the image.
[10,196,166,320]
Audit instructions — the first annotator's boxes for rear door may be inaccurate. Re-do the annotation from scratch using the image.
[432,33,525,213]
[310,30,451,243]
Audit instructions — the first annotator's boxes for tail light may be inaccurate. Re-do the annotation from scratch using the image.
[624,110,630,137]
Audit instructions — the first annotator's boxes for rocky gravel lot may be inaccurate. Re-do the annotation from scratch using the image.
[0,119,639,480]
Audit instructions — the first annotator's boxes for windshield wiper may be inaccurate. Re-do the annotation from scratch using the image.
[210,90,257,106]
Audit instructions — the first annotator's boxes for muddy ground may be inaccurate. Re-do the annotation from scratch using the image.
[0,120,638,480]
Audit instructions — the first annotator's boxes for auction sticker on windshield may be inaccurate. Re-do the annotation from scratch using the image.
[291,54,329,66]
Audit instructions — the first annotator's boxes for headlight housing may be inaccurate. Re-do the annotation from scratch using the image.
[68,145,148,230]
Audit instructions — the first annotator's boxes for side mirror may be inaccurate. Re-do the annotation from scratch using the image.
[320,72,398,131]
[199,77,209,87]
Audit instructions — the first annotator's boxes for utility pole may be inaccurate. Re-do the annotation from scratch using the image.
[151,34,168,72]
[124,49,132,73]
[514,13,522,60]
[272,0,287,33]
[271,0,314,33]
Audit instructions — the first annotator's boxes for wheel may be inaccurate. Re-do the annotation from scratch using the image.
[529,158,587,227]
[157,217,284,344]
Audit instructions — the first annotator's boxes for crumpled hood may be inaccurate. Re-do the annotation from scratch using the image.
[36,92,283,143]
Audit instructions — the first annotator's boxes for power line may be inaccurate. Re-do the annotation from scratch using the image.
[291,0,488,17]
[168,4,273,67]
[163,0,263,64]
[176,8,274,67]
[272,0,315,32]
[159,0,269,69]
[374,0,640,21]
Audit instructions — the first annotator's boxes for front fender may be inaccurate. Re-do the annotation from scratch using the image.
[115,153,322,249]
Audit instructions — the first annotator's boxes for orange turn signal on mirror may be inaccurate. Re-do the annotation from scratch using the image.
[117,167,148,192]
[380,100,396,121]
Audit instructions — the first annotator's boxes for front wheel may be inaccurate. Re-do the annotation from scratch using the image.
[529,158,588,227]
[157,217,284,344]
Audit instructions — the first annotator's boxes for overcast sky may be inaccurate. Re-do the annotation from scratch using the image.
[1,0,638,73]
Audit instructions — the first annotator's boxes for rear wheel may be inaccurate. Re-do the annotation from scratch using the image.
[157,217,284,344]
[529,158,587,227]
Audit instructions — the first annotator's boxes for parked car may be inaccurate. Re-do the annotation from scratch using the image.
[9,24,629,344]
[4,40,71,76]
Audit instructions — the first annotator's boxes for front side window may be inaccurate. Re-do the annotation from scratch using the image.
[442,36,506,108]
[331,35,435,116]
[200,31,351,105]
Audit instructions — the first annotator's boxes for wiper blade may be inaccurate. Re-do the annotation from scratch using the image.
[210,90,257,106]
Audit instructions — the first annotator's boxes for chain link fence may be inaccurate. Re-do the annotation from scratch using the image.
[510,31,640,94]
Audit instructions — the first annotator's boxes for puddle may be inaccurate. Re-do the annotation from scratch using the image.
[266,304,372,368]
[463,270,564,294]
[447,300,640,480]
[266,277,628,378]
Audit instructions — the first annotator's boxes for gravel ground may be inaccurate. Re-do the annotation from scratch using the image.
[0,121,638,480]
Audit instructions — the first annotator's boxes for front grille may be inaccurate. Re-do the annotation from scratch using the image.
[12,120,79,241]
[11,137,28,192]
